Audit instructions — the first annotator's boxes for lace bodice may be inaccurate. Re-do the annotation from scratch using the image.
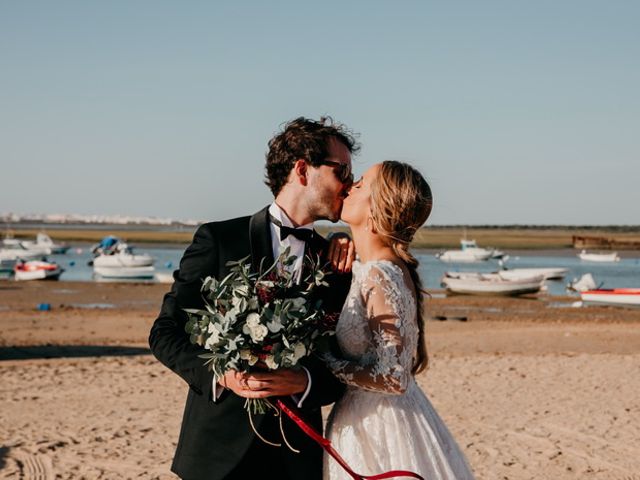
[323,260,418,394]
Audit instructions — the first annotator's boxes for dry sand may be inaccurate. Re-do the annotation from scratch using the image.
[1,281,639,480]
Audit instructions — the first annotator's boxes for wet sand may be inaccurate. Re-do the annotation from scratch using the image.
[1,281,639,479]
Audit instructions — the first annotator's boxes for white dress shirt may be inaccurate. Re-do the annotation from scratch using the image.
[212,203,313,405]
[268,202,313,284]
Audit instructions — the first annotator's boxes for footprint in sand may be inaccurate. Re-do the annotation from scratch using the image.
[12,451,54,480]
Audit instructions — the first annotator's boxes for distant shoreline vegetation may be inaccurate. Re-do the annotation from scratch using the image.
[4,222,640,250]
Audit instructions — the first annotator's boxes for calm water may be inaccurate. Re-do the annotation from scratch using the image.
[37,244,640,296]
[417,251,640,295]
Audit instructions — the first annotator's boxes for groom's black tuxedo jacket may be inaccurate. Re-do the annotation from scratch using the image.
[149,206,350,480]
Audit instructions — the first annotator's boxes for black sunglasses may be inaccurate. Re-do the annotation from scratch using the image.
[318,160,353,184]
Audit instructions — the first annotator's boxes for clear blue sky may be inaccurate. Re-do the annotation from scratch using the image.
[2,1,638,225]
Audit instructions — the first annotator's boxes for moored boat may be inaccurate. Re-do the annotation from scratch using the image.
[93,265,156,279]
[91,238,155,279]
[436,249,493,263]
[578,250,620,262]
[580,288,640,307]
[0,240,47,261]
[14,260,64,281]
[441,273,544,296]
[498,267,568,281]
[460,239,505,259]
[22,233,70,254]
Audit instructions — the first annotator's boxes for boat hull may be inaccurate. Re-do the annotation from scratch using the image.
[14,262,64,281]
[442,276,543,296]
[580,289,640,307]
[93,265,156,279]
[93,254,154,268]
[578,251,620,262]
[437,250,493,263]
[499,268,568,281]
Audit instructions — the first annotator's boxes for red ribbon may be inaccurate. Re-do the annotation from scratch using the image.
[275,399,424,480]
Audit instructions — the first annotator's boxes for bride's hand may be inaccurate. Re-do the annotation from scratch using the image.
[328,233,355,274]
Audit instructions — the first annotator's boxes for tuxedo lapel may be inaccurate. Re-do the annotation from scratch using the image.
[249,206,275,273]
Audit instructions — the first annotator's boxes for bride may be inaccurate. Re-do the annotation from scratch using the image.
[322,161,475,479]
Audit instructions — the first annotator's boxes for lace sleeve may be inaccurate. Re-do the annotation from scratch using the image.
[324,264,413,394]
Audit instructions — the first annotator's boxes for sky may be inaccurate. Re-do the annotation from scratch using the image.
[1,1,638,225]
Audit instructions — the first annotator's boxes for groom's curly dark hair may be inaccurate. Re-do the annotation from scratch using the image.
[265,116,360,196]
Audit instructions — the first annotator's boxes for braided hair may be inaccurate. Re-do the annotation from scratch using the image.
[369,160,433,373]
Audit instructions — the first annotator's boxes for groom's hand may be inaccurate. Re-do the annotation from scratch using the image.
[223,368,308,399]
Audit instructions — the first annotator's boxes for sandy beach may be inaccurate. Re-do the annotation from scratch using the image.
[1,281,640,479]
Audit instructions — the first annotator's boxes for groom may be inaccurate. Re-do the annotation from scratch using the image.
[149,117,358,480]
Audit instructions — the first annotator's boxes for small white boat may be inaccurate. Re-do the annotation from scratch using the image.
[498,267,568,281]
[22,233,70,255]
[460,239,505,259]
[441,273,544,296]
[0,240,47,261]
[14,260,64,281]
[91,239,155,279]
[436,249,493,263]
[578,250,620,262]
[92,246,154,268]
[580,288,640,307]
[93,265,156,279]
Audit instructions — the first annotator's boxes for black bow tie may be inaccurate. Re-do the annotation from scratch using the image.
[270,215,314,242]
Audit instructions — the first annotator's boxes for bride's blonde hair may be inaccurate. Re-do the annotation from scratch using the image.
[370,161,433,374]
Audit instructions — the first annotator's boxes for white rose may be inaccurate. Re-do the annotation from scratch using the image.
[249,324,268,343]
[246,312,260,327]
[242,313,260,336]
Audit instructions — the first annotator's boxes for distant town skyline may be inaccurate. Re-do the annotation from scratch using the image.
[2,1,639,225]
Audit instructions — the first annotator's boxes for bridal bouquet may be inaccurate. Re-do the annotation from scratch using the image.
[184,249,336,414]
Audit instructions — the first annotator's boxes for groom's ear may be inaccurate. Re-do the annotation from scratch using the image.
[293,159,308,186]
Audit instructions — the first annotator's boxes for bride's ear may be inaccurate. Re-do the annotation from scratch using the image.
[293,159,308,186]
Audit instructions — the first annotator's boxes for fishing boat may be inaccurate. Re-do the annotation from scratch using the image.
[577,250,620,262]
[22,233,70,254]
[460,239,505,259]
[91,239,155,279]
[580,289,640,307]
[14,260,64,281]
[436,249,493,263]
[441,273,544,296]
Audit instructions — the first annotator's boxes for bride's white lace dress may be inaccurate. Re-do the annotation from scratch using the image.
[323,260,475,480]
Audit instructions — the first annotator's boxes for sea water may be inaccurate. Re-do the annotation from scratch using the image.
[40,245,640,296]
